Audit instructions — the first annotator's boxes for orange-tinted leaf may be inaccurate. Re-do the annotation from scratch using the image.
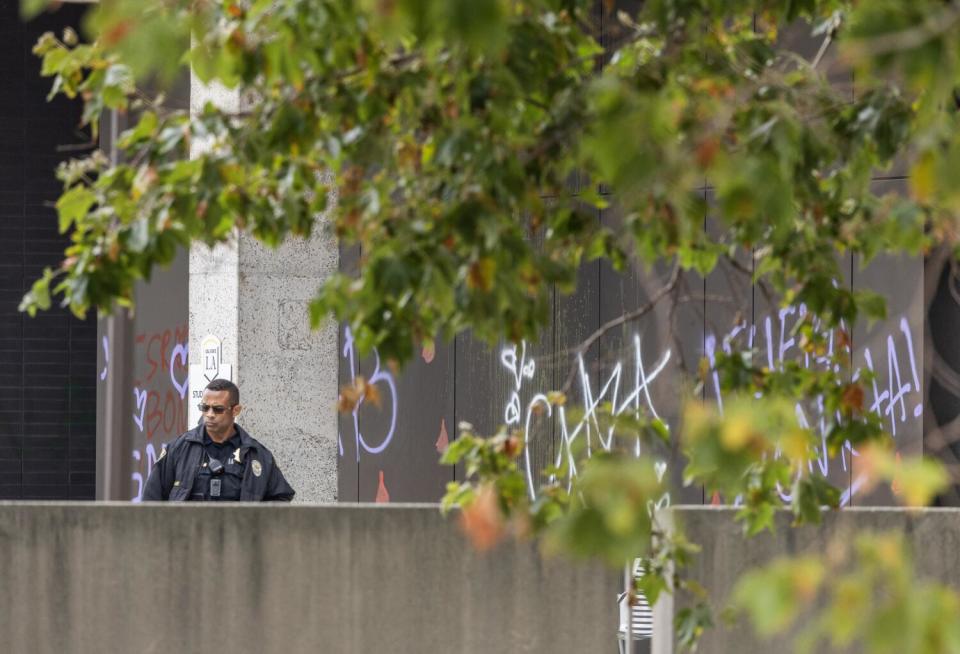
[459,484,505,551]
[467,258,496,292]
[840,383,865,415]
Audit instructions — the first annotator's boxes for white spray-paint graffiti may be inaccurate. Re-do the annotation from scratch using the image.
[506,305,923,507]
[100,336,109,381]
[338,326,398,461]
[502,335,673,507]
[131,443,166,503]
[332,304,922,509]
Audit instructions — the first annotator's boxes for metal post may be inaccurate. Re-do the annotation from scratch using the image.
[624,560,633,654]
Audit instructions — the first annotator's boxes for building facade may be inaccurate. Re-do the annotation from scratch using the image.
[0,2,96,499]
[3,4,960,510]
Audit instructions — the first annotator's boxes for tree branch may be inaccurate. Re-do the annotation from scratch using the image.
[560,263,681,395]
[845,2,960,59]
[810,29,835,70]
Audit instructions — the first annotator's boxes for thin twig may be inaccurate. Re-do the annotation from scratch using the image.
[810,30,834,70]
[56,140,97,153]
[845,2,960,59]
[560,263,681,394]
[811,13,842,70]
[667,275,685,373]
[674,293,736,305]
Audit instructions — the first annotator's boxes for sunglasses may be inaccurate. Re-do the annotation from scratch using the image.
[197,403,234,415]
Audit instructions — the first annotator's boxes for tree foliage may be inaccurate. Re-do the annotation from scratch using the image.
[19,0,960,649]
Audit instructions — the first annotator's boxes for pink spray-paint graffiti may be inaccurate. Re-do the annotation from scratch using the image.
[130,323,189,502]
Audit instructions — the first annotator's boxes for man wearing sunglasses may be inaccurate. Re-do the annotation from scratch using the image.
[143,379,295,502]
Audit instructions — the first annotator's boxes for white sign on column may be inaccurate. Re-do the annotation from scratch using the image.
[188,334,233,426]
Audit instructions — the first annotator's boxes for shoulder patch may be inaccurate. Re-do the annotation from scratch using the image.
[251,460,263,477]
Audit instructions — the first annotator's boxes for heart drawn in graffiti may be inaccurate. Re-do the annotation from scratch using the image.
[521,357,535,381]
[504,392,521,425]
[500,346,518,379]
[647,492,670,515]
[501,342,536,391]
[169,343,189,399]
[654,460,667,483]
[133,388,147,432]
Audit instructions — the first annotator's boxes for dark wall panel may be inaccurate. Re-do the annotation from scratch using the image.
[851,178,924,505]
[703,191,752,505]
[553,206,601,497]
[0,1,96,500]
[357,340,455,502]
[335,3,933,511]
[598,202,701,506]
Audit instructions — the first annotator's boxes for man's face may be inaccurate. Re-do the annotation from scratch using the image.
[200,389,240,438]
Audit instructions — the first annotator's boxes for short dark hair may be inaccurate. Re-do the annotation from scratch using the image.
[205,379,239,405]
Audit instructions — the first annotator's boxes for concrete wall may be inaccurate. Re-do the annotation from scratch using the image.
[235,224,340,504]
[0,503,619,653]
[189,77,340,503]
[653,507,960,653]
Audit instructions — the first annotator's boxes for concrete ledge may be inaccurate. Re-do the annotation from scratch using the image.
[0,503,618,653]
[653,506,960,653]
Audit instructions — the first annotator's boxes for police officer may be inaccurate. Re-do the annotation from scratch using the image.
[143,379,295,502]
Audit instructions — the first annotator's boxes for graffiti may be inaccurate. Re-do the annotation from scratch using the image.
[129,323,189,501]
[133,388,147,432]
[169,344,189,399]
[705,305,852,503]
[862,317,923,435]
[130,442,166,503]
[701,306,923,505]
[502,334,673,503]
[435,419,449,453]
[375,470,391,503]
[340,326,398,461]
[499,303,922,508]
[100,335,109,381]
[334,298,921,510]
[847,316,923,503]
[131,325,189,443]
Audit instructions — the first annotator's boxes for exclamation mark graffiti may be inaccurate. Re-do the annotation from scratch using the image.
[376,470,390,503]
[435,418,449,453]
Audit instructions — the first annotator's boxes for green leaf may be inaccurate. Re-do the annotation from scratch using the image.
[55,186,96,233]
[731,556,824,637]
[855,289,887,322]
[675,603,713,649]
[792,475,841,525]
[19,268,55,316]
[20,0,50,21]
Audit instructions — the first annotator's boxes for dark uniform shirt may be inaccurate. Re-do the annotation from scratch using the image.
[191,430,245,501]
[144,423,294,502]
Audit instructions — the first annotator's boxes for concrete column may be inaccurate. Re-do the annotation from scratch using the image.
[189,78,339,502]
